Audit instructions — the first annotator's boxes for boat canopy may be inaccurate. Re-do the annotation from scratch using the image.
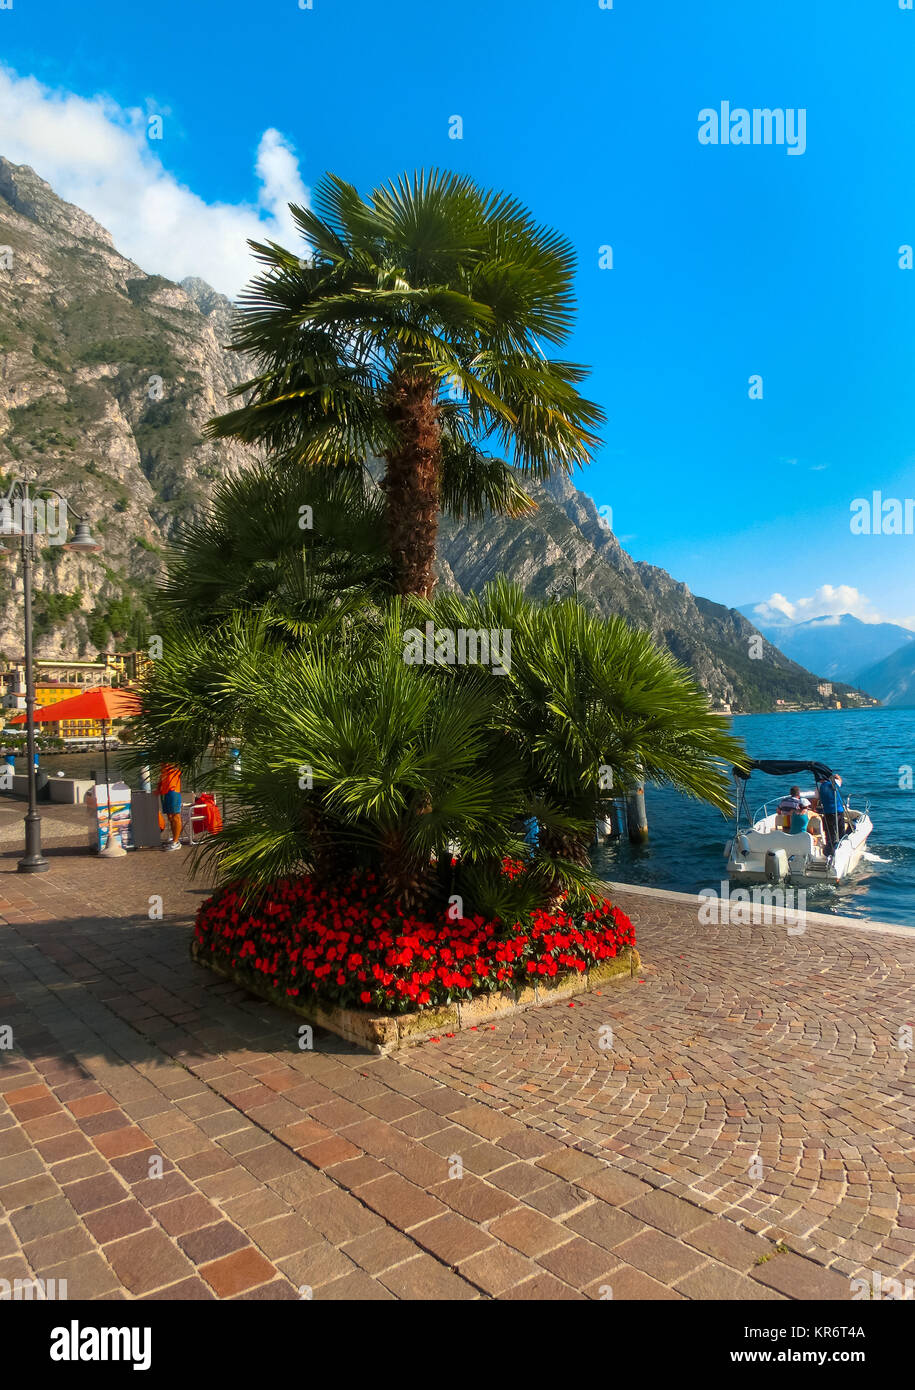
[733,759,834,783]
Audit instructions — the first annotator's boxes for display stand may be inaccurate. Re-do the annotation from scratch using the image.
[86,782,133,853]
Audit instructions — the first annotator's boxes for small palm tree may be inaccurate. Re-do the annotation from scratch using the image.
[415,578,747,878]
[129,599,613,912]
[207,170,603,596]
[160,462,392,636]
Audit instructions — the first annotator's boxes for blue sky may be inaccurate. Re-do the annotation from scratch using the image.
[2,0,914,625]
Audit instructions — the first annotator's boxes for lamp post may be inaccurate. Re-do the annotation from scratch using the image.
[0,479,101,873]
[547,565,579,603]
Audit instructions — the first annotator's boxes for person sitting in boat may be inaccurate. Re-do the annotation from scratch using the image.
[776,786,809,829]
[817,774,849,849]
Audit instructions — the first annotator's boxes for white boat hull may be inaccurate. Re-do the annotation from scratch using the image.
[726,808,873,886]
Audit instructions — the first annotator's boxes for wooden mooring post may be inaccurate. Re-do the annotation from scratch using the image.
[625,784,649,843]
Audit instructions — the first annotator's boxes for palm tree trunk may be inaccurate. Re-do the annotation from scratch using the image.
[538,828,591,906]
[382,372,441,597]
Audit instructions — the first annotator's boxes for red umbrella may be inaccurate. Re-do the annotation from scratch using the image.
[10,687,141,725]
[10,687,142,850]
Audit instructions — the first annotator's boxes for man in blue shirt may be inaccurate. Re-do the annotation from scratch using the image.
[817,775,849,849]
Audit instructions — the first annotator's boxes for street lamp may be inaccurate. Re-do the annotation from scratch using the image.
[547,565,580,602]
[0,478,101,873]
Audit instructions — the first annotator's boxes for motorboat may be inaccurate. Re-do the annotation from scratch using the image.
[725,758,872,886]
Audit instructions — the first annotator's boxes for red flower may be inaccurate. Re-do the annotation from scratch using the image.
[193,871,634,1018]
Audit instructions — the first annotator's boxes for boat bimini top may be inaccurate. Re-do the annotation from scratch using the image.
[733,759,837,828]
[733,759,834,783]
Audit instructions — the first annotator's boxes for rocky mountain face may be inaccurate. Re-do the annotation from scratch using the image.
[855,643,915,708]
[0,156,866,712]
[437,475,866,712]
[0,157,251,658]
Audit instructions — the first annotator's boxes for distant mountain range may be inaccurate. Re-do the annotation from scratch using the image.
[739,609,915,685]
[855,644,915,708]
[0,155,250,660]
[0,155,876,715]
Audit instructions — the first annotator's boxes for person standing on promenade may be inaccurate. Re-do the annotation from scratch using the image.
[157,762,183,851]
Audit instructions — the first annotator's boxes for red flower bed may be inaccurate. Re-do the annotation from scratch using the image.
[193,870,636,1015]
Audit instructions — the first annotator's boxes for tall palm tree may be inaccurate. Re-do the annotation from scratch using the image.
[207,170,603,596]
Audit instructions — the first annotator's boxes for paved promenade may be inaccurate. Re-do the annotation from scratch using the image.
[1,804,913,1300]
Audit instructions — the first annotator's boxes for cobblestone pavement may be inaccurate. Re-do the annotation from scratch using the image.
[0,803,912,1300]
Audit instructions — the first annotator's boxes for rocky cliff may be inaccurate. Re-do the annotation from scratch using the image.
[0,156,251,658]
[0,156,863,712]
[437,474,866,711]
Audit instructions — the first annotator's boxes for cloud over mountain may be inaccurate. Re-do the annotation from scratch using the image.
[0,65,308,295]
[746,586,909,630]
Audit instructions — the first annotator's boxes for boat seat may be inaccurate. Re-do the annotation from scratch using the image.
[743,829,816,857]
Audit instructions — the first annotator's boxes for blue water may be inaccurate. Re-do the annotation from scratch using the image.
[593,708,915,926]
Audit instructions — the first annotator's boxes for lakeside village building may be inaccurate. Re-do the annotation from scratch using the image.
[0,651,150,742]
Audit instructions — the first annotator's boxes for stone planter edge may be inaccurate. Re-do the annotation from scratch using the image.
[190,940,641,1055]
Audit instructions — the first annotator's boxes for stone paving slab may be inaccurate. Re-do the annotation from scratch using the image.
[1,803,911,1299]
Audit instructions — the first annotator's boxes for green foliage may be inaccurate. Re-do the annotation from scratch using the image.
[157,461,392,637]
[134,397,203,459]
[126,275,176,304]
[206,168,603,588]
[133,577,744,911]
[87,614,111,651]
[131,606,540,908]
[32,588,83,639]
[7,385,109,471]
[87,591,152,653]
[415,578,746,830]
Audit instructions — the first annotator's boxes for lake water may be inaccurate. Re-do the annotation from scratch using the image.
[19,707,915,925]
[592,708,915,927]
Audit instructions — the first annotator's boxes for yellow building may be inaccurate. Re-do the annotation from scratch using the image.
[1,650,148,740]
[32,682,105,740]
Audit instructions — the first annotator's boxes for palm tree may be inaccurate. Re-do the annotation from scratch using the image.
[130,603,536,907]
[415,579,748,882]
[159,461,392,637]
[207,170,603,596]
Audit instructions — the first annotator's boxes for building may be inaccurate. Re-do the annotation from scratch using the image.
[2,678,105,740]
[0,650,149,741]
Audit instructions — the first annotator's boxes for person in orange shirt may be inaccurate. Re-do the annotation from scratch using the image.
[157,763,183,851]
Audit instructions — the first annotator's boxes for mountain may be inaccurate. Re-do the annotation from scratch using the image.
[0,156,873,714]
[738,608,915,684]
[854,643,915,708]
[436,480,869,712]
[0,156,252,658]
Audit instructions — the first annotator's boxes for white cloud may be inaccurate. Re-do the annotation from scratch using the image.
[0,66,309,296]
[750,586,905,628]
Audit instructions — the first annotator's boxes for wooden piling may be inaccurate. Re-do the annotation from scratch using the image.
[625,785,649,843]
